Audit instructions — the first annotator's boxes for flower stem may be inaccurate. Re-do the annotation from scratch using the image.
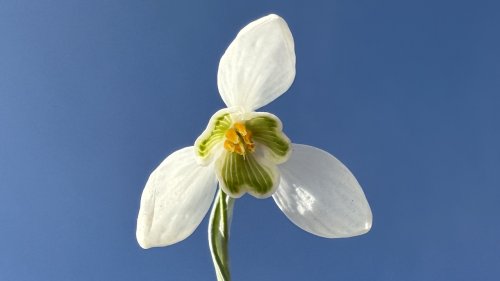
[209,188,235,281]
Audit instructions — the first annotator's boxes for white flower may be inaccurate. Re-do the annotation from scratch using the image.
[136,14,372,249]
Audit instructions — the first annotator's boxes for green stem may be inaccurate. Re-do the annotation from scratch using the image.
[209,189,235,281]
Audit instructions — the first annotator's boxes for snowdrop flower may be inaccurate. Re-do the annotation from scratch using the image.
[137,14,372,251]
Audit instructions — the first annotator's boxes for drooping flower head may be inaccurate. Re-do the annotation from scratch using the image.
[137,14,371,252]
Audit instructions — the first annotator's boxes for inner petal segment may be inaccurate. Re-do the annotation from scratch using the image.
[194,109,233,165]
[216,151,279,198]
[245,112,291,164]
[216,112,291,198]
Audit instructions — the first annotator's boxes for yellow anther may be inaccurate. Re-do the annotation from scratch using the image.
[242,131,253,145]
[246,143,255,153]
[224,140,236,152]
[234,143,245,156]
[223,122,255,156]
[234,122,247,136]
[225,128,239,144]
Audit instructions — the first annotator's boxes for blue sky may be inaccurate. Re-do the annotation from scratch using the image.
[1,1,499,280]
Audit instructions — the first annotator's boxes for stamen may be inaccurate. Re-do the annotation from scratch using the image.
[246,142,255,152]
[224,140,236,152]
[223,122,255,156]
[234,143,245,156]
[234,122,247,136]
[242,131,253,145]
[225,128,239,144]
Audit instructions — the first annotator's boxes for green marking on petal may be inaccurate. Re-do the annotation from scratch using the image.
[217,152,278,198]
[245,113,291,163]
[195,110,232,164]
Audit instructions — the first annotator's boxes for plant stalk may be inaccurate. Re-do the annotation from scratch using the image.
[208,189,235,281]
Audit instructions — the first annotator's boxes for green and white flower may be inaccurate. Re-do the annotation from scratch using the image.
[136,14,372,252]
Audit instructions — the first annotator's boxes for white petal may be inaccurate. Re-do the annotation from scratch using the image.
[136,147,217,249]
[273,144,372,238]
[218,14,296,111]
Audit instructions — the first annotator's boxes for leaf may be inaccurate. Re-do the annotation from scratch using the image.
[209,189,234,281]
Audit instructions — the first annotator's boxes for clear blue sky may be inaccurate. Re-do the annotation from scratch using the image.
[1,1,499,280]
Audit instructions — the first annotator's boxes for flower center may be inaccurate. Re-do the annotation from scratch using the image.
[223,122,255,157]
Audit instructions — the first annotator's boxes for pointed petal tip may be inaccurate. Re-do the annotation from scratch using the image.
[136,224,157,249]
[137,241,169,250]
[258,14,284,24]
[354,200,373,236]
[136,219,192,249]
[264,13,280,18]
[136,236,151,250]
[362,208,373,234]
[343,209,372,238]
